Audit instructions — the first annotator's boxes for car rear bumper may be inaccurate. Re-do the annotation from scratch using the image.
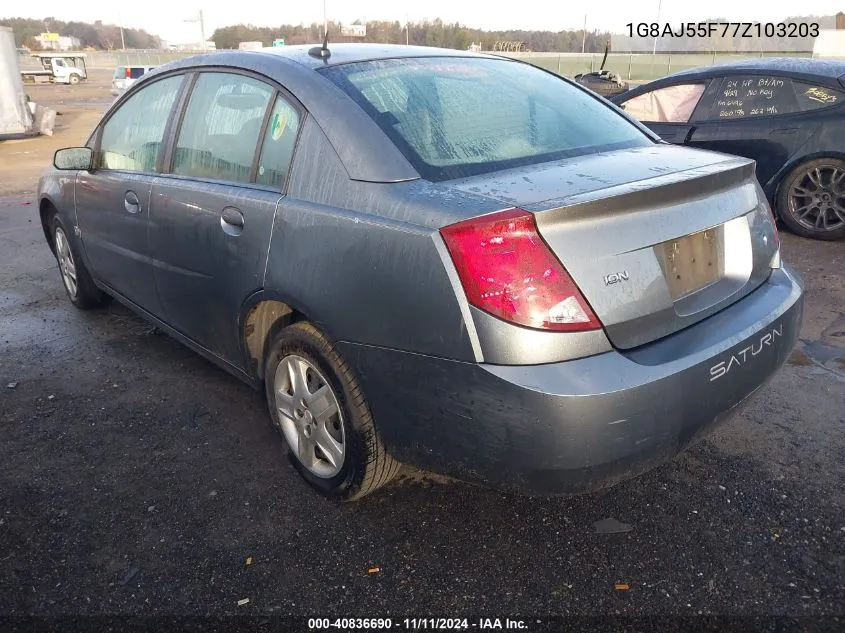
[339,265,804,494]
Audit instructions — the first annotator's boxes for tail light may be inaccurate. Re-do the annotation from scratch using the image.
[761,198,781,268]
[762,197,780,248]
[125,67,132,79]
[440,208,601,332]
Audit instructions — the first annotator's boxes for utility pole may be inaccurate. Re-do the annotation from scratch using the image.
[652,0,662,55]
[406,14,410,45]
[581,15,587,53]
[184,10,206,50]
[119,13,126,51]
[323,0,328,36]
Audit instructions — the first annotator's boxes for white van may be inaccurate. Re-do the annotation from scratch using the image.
[111,65,157,96]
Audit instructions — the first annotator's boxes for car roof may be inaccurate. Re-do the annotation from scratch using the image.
[243,43,496,68]
[128,44,513,183]
[662,57,845,81]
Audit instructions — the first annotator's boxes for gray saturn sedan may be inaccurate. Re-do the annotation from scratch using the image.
[38,44,803,500]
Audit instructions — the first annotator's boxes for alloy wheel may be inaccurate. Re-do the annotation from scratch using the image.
[55,227,78,298]
[788,165,845,233]
[273,354,345,478]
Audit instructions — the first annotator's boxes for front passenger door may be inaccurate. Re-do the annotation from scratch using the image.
[75,74,185,317]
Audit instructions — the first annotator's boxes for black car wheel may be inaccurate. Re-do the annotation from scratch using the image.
[264,322,400,500]
[777,158,845,241]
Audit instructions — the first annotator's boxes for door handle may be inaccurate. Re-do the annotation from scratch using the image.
[220,207,245,236]
[124,190,141,214]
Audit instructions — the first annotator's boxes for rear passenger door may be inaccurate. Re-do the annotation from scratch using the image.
[149,71,302,364]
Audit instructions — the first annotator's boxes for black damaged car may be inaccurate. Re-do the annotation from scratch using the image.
[612,58,845,241]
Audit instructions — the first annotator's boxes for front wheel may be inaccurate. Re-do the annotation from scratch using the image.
[68,73,80,85]
[264,322,399,500]
[776,158,845,241]
[51,215,107,309]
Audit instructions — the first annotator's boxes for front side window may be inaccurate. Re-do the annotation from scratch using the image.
[621,83,706,123]
[794,81,844,111]
[172,73,273,184]
[98,75,183,172]
[321,57,651,181]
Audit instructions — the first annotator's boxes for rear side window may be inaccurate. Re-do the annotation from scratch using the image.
[321,57,650,181]
[256,95,300,190]
[99,75,183,172]
[621,83,706,123]
[173,73,273,184]
[113,66,126,79]
[695,75,842,120]
[794,81,844,111]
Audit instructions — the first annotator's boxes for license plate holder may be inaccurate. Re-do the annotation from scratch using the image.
[658,227,724,299]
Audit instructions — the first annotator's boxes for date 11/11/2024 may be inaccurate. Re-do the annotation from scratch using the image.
[308,618,528,630]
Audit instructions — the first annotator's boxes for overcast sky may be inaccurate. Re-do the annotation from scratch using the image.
[9,0,844,44]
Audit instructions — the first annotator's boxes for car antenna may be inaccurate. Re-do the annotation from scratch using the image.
[308,30,331,60]
[599,39,610,72]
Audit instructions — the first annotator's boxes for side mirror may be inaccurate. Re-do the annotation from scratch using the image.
[54,147,92,171]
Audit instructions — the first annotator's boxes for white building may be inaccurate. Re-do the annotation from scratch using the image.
[813,12,845,59]
[34,33,82,51]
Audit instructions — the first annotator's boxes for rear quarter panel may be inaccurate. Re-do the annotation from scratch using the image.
[263,116,497,361]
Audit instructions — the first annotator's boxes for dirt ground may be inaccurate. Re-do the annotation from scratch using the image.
[0,69,843,620]
[0,70,114,196]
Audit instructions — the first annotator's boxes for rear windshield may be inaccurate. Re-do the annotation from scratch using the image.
[113,66,125,79]
[129,67,147,78]
[321,57,652,181]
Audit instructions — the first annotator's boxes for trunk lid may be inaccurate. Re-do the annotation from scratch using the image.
[449,145,780,349]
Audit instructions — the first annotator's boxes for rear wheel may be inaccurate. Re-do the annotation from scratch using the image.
[776,158,845,241]
[51,215,106,309]
[264,322,399,500]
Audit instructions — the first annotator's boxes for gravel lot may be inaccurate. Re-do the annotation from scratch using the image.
[0,70,843,621]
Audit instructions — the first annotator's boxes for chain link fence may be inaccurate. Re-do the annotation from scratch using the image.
[499,51,813,81]
[23,49,815,81]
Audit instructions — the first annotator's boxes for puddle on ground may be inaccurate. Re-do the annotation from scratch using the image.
[794,313,845,378]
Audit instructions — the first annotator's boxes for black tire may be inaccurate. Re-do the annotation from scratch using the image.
[68,73,80,85]
[776,158,845,241]
[50,214,107,309]
[264,322,399,500]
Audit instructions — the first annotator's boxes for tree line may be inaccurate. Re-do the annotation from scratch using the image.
[0,16,160,50]
[211,19,614,53]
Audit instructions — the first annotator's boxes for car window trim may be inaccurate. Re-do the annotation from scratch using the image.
[92,72,190,176]
[160,72,198,174]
